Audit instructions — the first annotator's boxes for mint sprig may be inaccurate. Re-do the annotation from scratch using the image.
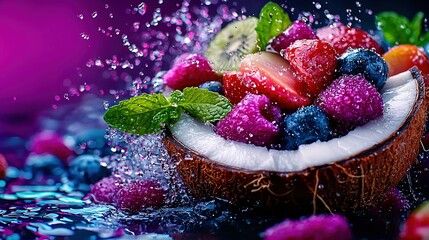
[255,1,292,50]
[375,11,429,47]
[104,87,232,135]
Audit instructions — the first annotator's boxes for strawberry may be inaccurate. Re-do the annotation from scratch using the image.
[163,54,220,90]
[0,154,7,179]
[383,44,429,86]
[399,201,429,240]
[222,71,252,105]
[238,52,312,110]
[317,24,383,55]
[284,39,338,96]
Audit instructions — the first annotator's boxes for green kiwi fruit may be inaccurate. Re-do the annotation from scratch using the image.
[205,17,259,73]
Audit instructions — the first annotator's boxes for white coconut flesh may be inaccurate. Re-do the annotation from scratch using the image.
[169,70,419,172]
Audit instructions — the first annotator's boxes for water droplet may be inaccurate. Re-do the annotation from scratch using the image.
[92,11,98,18]
[136,2,147,15]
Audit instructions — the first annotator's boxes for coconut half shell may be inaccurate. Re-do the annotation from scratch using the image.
[163,67,428,213]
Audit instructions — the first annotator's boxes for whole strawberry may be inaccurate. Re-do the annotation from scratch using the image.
[222,71,250,105]
[284,39,338,96]
[215,93,282,147]
[116,180,166,212]
[317,24,383,55]
[263,214,352,240]
[316,75,383,130]
[163,54,219,90]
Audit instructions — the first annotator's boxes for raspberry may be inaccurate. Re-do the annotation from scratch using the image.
[281,105,331,150]
[215,93,282,147]
[90,176,122,204]
[269,20,318,53]
[163,54,219,90]
[116,180,166,212]
[263,214,352,240]
[316,75,383,129]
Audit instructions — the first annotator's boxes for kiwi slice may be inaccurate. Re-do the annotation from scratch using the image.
[205,17,259,73]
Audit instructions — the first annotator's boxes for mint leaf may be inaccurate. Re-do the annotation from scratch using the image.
[169,90,185,104]
[376,11,429,47]
[104,93,175,135]
[179,87,231,122]
[376,12,411,45]
[104,87,231,135]
[255,1,291,50]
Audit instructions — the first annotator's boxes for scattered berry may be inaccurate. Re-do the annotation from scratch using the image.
[29,131,74,163]
[269,20,318,53]
[68,155,111,184]
[281,105,331,150]
[284,39,338,96]
[239,52,312,110]
[400,201,429,240]
[383,44,429,85]
[0,154,8,179]
[317,75,384,129]
[26,153,65,177]
[199,81,224,94]
[163,54,219,90]
[263,214,352,240]
[215,93,282,147]
[337,48,389,91]
[116,180,165,212]
[317,24,383,55]
[90,176,122,204]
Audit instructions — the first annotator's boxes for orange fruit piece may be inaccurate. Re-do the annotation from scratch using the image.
[383,44,429,86]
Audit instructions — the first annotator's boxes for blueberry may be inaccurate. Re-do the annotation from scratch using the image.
[337,48,389,91]
[199,81,224,94]
[25,153,65,177]
[281,105,331,150]
[68,154,110,184]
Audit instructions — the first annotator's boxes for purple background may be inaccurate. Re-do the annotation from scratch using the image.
[0,0,427,149]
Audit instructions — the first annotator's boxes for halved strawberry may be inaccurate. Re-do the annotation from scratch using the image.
[238,52,312,110]
[383,44,429,86]
[317,24,383,55]
[284,39,338,96]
